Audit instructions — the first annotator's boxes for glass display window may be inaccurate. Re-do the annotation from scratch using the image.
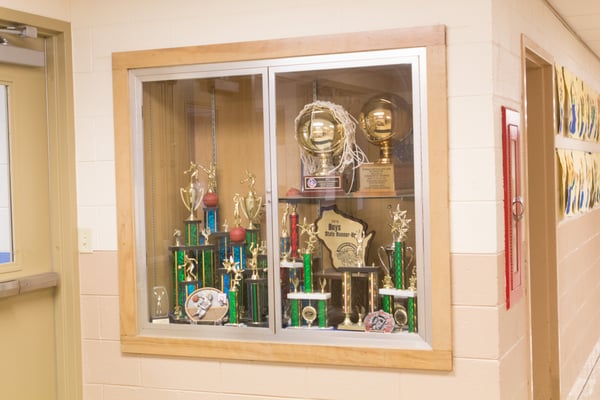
[114,26,451,370]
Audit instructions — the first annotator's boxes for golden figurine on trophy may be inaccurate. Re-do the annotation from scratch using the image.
[199,161,218,207]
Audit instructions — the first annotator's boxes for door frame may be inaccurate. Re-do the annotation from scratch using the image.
[521,35,560,399]
[0,7,81,400]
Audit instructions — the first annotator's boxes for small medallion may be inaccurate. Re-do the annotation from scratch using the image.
[301,305,317,327]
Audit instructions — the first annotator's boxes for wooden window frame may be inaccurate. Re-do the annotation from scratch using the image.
[113,25,451,370]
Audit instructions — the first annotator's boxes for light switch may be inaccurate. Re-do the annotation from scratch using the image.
[78,228,93,253]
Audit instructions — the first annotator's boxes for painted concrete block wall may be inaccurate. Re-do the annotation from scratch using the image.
[491,0,600,396]
[69,0,513,398]
[557,209,600,395]
[0,0,70,22]
[2,0,600,398]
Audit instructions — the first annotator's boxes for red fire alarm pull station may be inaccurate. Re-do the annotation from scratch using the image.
[501,106,524,310]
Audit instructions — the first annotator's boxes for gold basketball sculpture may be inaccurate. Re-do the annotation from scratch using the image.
[359,94,412,164]
[295,102,346,176]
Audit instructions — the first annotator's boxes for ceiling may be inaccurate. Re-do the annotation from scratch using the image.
[547,0,600,59]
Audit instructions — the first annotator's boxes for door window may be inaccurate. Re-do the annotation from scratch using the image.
[0,85,10,263]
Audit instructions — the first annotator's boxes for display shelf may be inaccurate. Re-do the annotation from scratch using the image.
[279,190,414,202]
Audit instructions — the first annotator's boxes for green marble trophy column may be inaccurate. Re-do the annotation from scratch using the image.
[223,256,243,325]
[407,269,417,333]
[394,240,404,289]
[297,218,318,294]
[290,298,301,327]
[380,273,394,314]
[389,204,411,289]
[245,242,268,326]
[170,245,186,320]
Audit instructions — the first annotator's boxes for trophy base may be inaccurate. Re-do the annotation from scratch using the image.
[225,322,246,327]
[337,322,365,331]
[241,320,269,327]
[287,325,335,330]
[169,313,190,324]
[356,163,395,194]
[280,260,304,269]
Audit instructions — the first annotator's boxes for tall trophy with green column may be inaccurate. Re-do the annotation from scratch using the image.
[223,256,243,325]
[376,203,418,332]
[286,217,331,328]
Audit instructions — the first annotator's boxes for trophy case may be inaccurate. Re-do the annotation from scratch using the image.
[114,27,451,370]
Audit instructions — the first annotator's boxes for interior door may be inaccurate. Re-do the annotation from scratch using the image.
[0,41,58,400]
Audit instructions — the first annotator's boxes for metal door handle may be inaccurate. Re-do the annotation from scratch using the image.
[512,196,525,220]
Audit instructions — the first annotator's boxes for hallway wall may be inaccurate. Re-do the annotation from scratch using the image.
[557,209,600,394]
[0,0,69,22]
[72,2,520,397]
[491,0,600,395]
[1,0,600,398]
[73,2,511,398]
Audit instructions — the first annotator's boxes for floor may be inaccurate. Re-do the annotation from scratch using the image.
[572,343,600,400]
[578,356,600,399]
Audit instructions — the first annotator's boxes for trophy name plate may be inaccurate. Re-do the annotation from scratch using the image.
[287,292,331,301]
[303,175,342,191]
[358,163,395,193]
[379,288,417,298]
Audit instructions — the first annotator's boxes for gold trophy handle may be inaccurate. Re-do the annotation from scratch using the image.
[405,245,415,270]
[377,246,391,275]
[180,187,191,213]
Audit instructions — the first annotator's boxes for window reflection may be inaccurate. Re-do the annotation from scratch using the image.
[0,85,12,264]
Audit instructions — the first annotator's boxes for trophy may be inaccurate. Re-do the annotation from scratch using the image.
[151,286,169,321]
[357,94,412,193]
[200,161,219,232]
[359,94,412,164]
[245,242,268,326]
[298,218,319,293]
[285,220,332,329]
[180,161,205,221]
[223,256,243,325]
[280,203,290,255]
[376,203,418,332]
[200,161,218,206]
[388,203,412,289]
[229,194,246,240]
[294,100,366,191]
[239,170,263,230]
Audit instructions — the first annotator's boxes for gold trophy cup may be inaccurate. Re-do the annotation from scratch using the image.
[239,170,263,229]
[180,161,205,221]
